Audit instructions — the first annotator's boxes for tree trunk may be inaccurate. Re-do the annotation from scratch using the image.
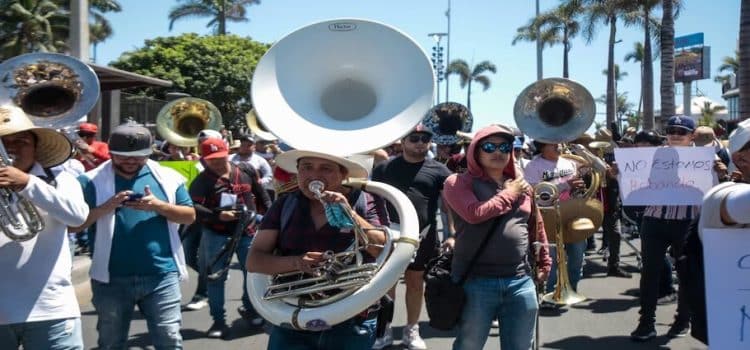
[660,0,676,123]
[467,79,472,111]
[638,64,644,117]
[740,0,750,120]
[606,17,617,129]
[218,0,226,35]
[642,8,654,130]
[563,26,569,78]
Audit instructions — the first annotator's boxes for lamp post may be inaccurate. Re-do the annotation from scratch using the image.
[429,33,448,105]
[445,0,451,103]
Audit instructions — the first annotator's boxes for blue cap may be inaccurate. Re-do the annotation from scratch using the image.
[513,136,524,149]
[666,115,696,132]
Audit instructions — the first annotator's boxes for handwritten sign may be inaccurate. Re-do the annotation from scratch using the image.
[702,228,750,349]
[614,147,716,205]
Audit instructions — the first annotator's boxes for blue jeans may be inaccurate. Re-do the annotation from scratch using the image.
[453,275,538,350]
[268,318,377,350]
[198,228,255,323]
[0,318,83,350]
[545,240,587,293]
[91,272,182,349]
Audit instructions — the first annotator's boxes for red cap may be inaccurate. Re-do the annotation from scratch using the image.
[79,122,98,134]
[200,138,228,159]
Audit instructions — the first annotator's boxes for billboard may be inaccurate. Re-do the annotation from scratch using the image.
[675,46,711,83]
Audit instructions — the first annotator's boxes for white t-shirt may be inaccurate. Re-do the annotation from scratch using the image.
[524,155,578,199]
[0,164,89,324]
[229,152,273,189]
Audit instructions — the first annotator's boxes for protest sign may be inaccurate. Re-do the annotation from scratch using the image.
[702,228,750,350]
[158,160,201,188]
[614,147,715,205]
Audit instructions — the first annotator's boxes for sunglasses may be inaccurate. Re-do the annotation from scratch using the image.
[407,134,432,144]
[666,127,691,136]
[480,142,512,154]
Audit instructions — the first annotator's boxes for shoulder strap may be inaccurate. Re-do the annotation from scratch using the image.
[280,193,298,235]
[458,215,502,285]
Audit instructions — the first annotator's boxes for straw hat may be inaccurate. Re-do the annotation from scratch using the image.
[0,105,72,168]
[275,150,369,179]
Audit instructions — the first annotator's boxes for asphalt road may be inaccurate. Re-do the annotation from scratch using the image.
[79,234,708,349]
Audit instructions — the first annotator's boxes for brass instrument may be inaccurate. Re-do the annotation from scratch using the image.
[156,97,222,147]
[245,109,278,141]
[514,78,602,306]
[422,102,472,145]
[0,53,100,241]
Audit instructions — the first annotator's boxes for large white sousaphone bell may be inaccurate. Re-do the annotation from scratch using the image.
[248,18,433,331]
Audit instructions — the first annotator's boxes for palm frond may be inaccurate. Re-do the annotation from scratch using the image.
[474,75,491,91]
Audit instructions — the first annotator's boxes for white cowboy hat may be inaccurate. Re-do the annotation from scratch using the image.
[275,150,369,179]
[0,105,72,168]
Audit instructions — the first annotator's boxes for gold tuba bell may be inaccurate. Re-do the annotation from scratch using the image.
[156,97,222,147]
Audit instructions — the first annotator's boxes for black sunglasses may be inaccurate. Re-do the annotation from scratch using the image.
[480,141,512,154]
[407,134,432,144]
[666,127,691,136]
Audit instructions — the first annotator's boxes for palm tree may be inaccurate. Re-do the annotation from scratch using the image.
[445,59,497,111]
[602,64,628,81]
[625,42,645,115]
[581,0,639,129]
[714,50,739,84]
[660,0,677,124]
[0,0,69,59]
[629,0,663,131]
[597,91,634,122]
[625,111,642,130]
[695,101,727,127]
[168,0,260,35]
[512,0,583,78]
[742,0,750,120]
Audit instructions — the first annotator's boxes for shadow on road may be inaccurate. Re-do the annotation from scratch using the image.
[572,297,639,313]
[542,335,674,350]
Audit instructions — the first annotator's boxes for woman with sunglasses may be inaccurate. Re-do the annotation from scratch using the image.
[442,124,551,350]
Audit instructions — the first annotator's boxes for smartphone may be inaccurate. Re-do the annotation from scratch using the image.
[126,193,144,202]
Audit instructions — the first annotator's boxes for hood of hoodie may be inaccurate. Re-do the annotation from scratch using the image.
[466,124,518,180]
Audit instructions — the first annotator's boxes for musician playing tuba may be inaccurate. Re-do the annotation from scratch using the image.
[442,124,551,350]
[524,140,588,302]
[246,150,389,349]
[0,105,90,350]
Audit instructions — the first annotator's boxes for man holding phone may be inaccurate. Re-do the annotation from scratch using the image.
[74,122,195,349]
[189,138,271,338]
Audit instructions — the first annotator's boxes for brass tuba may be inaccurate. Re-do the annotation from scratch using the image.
[156,97,222,147]
[422,102,472,145]
[0,53,100,241]
[247,18,432,330]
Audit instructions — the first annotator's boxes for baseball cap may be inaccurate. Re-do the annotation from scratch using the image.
[513,136,524,149]
[109,121,153,157]
[238,133,255,143]
[79,122,98,134]
[200,138,229,159]
[410,123,434,136]
[666,115,696,132]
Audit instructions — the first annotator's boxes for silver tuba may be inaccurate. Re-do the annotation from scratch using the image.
[156,97,222,147]
[0,53,99,241]
[247,18,433,330]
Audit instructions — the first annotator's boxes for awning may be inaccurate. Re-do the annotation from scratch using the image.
[88,64,173,91]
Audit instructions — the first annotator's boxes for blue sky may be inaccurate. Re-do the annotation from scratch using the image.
[96,0,741,132]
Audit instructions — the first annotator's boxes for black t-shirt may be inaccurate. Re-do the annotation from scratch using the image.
[371,156,451,233]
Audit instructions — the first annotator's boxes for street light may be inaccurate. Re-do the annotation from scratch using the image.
[429,32,448,105]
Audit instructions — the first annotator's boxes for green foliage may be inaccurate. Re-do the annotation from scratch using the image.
[695,101,726,127]
[111,33,270,128]
[168,0,260,35]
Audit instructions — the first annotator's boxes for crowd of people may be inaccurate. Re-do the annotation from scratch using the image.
[1,97,750,350]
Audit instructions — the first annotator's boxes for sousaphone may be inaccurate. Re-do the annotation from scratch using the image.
[248,18,433,331]
[0,52,100,129]
[156,97,222,147]
[422,102,473,145]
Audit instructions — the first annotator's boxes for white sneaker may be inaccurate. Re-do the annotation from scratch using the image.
[184,295,208,311]
[372,326,394,349]
[402,324,427,350]
[491,319,500,328]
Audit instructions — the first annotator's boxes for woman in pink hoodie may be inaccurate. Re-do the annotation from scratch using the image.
[443,124,551,350]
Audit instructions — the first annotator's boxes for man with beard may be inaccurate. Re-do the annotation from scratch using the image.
[371,124,452,350]
[74,122,196,349]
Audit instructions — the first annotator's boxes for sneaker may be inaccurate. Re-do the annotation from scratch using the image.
[206,321,229,339]
[372,326,394,349]
[666,320,690,338]
[402,324,427,350]
[657,293,677,305]
[607,266,632,278]
[539,300,558,310]
[184,295,208,311]
[491,319,499,328]
[237,306,264,326]
[630,322,656,342]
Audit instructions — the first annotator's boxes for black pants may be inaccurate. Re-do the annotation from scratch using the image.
[638,216,691,324]
[602,209,622,266]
